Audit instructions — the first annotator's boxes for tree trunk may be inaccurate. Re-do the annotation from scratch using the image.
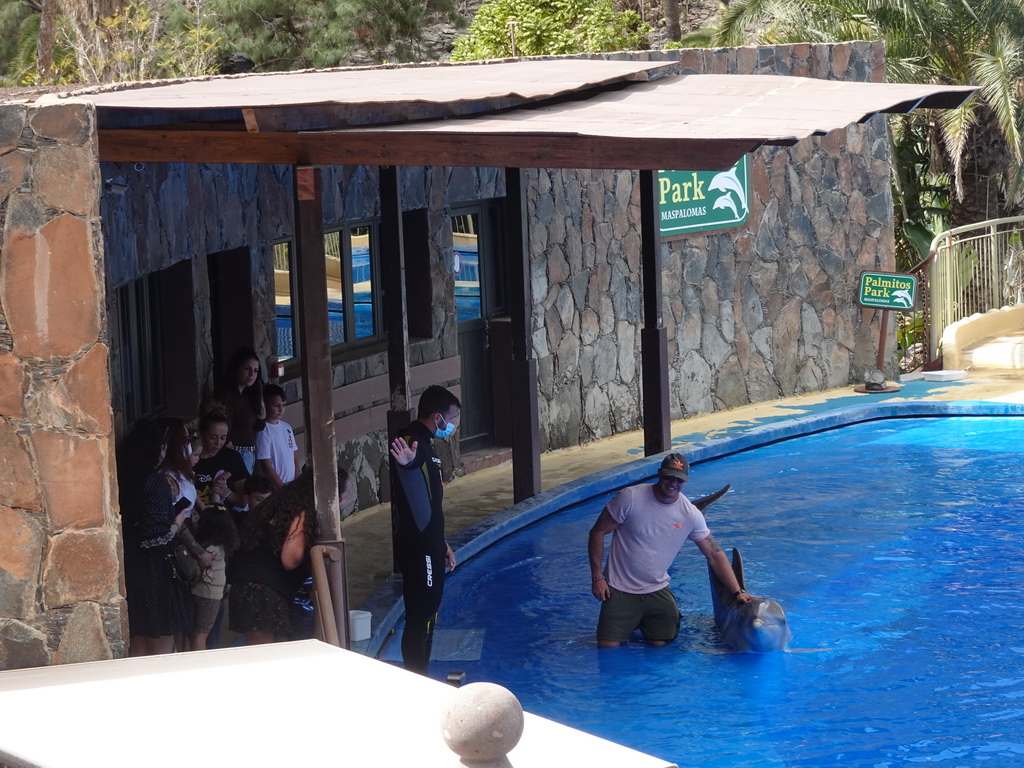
[664,0,681,41]
[36,0,58,83]
[950,105,1011,229]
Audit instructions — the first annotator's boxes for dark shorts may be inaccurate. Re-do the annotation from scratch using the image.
[596,585,680,644]
[228,581,290,639]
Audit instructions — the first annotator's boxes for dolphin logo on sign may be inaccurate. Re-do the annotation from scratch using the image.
[708,167,748,219]
[891,289,913,307]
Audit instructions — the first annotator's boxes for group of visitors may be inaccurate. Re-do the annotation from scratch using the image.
[120,344,728,673]
[118,346,329,657]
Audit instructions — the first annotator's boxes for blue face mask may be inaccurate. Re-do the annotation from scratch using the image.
[435,413,456,439]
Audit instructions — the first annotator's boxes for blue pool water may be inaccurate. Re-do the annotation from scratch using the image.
[430,416,1024,767]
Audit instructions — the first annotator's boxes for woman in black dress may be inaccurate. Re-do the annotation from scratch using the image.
[118,420,193,656]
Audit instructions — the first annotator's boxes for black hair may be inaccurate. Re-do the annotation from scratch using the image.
[220,346,264,412]
[195,504,240,553]
[416,385,461,420]
[158,416,194,481]
[237,466,349,556]
[263,383,285,402]
[244,474,274,497]
[116,419,169,522]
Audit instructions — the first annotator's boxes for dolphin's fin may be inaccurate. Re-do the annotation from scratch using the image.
[693,484,731,512]
[731,548,746,591]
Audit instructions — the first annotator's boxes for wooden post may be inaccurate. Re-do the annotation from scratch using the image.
[639,169,671,456]
[504,167,541,502]
[380,165,415,571]
[293,165,341,540]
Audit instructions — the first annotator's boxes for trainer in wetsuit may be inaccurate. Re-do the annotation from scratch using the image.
[389,385,460,675]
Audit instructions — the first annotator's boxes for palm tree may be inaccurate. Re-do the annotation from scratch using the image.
[695,0,1024,232]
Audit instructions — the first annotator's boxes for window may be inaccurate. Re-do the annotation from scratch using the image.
[274,221,382,366]
[112,260,199,437]
[273,240,295,362]
[115,273,165,427]
[452,212,482,323]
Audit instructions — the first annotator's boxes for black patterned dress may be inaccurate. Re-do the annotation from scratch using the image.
[122,472,193,639]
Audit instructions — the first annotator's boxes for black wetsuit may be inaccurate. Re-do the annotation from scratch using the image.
[392,419,447,675]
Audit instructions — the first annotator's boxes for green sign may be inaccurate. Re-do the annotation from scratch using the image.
[658,156,750,237]
[858,271,918,310]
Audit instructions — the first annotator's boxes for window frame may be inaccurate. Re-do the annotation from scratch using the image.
[274,219,385,378]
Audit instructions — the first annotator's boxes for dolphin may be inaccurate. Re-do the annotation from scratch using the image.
[713,195,739,219]
[708,548,792,653]
[693,484,730,512]
[708,167,748,212]
[891,288,913,307]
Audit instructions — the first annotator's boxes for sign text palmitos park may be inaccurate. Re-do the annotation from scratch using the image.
[857,271,918,311]
[659,156,750,237]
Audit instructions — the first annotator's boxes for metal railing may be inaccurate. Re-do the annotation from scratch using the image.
[909,216,1024,363]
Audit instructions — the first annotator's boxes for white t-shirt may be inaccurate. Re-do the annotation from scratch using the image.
[255,419,298,484]
[605,483,710,594]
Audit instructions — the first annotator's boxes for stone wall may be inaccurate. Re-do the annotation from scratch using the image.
[528,42,894,449]
[0,99,123,669]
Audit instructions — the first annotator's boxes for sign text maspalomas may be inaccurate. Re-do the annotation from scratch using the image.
[659,156,750,237]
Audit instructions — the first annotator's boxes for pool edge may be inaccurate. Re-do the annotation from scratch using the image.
[357,400,1024,659]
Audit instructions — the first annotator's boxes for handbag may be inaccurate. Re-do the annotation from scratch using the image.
[170,543,200,585]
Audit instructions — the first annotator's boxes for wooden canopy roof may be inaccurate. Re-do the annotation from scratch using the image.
[46,57,976,171]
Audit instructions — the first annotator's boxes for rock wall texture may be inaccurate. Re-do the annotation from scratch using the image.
[527,41,894,450]
[0,99,124,669]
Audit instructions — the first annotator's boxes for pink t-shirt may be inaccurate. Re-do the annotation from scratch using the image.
[605,484,710,594]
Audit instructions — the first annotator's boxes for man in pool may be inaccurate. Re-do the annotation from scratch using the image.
[588,453,755,647]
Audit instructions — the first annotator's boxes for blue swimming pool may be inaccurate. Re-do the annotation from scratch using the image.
[389,410,1024,767]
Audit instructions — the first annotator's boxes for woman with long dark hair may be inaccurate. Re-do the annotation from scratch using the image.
[227,468,350,644]
[118,420,193,656]
[214,346,266,474]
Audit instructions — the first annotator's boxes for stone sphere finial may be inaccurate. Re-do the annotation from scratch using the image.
[441,682,525,764]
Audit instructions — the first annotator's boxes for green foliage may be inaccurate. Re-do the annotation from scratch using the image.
[450,0,651,61]
[332,0,464,64]
[60,0,223,82]
[0,0,37,85]
[209,0,341,71]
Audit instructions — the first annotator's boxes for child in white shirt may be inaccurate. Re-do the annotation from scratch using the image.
[256,384,300,487]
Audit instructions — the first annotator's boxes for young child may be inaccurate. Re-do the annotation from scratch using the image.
[230,475,274,534]
[190,503,239,651]
[256,384,300,488]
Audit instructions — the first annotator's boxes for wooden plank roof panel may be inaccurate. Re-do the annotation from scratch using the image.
[71,60,672,111]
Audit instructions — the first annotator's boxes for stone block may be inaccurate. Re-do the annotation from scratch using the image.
[43,530,120,608]
[31,430,106,531]
[33,143,98,216]
[54,601,113,665]
[0,420,42,511]
[0,353,27,419]
[0,505,45,617]
[714,360,749,409]
[0,619,50,671]
[60,344,114,436]
[3,213,101,359]
[0,149,30,201]
[0,105,26,155]
[30,103,93,146]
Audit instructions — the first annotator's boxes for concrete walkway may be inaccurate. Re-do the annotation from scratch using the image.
[341,370,1024,610]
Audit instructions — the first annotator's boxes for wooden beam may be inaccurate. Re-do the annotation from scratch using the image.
[380,165,414,573]
[98,128,763,171]
[639,168,671,456]
[503,167,541,502]
[293,166,342,540]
